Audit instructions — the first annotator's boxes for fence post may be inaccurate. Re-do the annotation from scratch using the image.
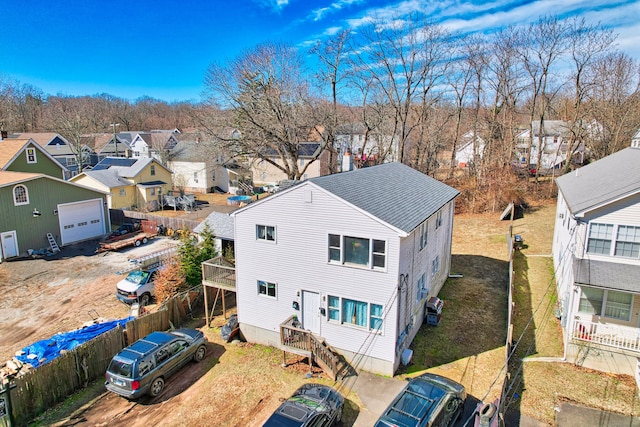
[0,377,16,427]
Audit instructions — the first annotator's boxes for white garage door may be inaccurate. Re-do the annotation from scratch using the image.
[58,199,106,245]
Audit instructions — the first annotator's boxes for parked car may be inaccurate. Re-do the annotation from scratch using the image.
[105,328,207,399]
[262,183,279,194]
[374,373,466,427]
[262,383,344,426]
[116,268,159,305]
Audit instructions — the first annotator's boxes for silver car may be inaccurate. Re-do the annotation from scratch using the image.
[105,328,207,399]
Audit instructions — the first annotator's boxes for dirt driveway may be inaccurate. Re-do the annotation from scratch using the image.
[0,237,180,364]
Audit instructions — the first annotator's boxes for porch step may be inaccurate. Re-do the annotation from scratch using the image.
[46,233,60,253]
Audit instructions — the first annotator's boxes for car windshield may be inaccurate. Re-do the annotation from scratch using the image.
[126,270,149,285]
[108,358,134,378]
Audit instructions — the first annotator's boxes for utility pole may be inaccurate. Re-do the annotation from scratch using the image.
[111,123,120,157]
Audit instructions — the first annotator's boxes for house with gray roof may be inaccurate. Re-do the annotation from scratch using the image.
[225,162,459,375]
[552,146,640,376]
[70,157,172,211]
[194,211,235,257]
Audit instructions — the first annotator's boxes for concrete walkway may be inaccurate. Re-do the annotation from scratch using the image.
[343,370,407,426]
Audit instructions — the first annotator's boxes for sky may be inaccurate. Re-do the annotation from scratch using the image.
[1,0,638,103]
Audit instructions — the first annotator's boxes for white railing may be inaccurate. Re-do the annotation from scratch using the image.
[571,318,640,353]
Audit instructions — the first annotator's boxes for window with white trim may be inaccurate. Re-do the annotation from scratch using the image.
[435,210,443,229]
[119,189,126,197]
[13,184,29,205]
[578,287,632,321]
[150,165,156,176]
[419,221,428,250]
[587,223,640,259]
[327,295,383,331]
[256,225,276,242]
[328,234,386,269]
[26,147,37,163]
[416,273,427,302]
[431,256,440,277]
[257,280,277,298]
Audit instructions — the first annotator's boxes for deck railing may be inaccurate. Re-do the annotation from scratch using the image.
[571,318,640,353]
[280,315,344,380]
[201,256,236,291]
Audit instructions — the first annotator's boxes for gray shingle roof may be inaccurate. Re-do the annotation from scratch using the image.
[573,257,640,293]
[194,212,234,240]
[83,169,130,188]
[309,162,459,233]
[556,147,640,214]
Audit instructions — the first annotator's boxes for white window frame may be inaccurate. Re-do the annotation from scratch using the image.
[431,255,440,277]
[435,210,443,229]
[578,287,633,322]
[587,223,640,259]
[257,280,277,298]
[327,233,386,270]
[416,273,428,302]
[150,165,156,176]
[419,221,428,250]
[13,184,29,205]
[256,224,276,242]
[327,295,383,332]
[119,189,126,197]
[26,147,37,164]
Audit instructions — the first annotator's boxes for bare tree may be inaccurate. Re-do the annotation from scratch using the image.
[203,42,323,180]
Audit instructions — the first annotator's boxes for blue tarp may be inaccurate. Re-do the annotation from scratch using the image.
[15,317,132,368]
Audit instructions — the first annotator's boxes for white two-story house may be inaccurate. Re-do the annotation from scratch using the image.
[230,162,459,376]
[553,146,640,376]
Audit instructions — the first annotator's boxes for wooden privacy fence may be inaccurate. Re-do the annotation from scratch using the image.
[2,288,204,426]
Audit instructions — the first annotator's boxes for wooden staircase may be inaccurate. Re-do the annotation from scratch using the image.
[280,315,349,380]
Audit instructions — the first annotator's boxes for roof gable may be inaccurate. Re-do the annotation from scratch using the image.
[0,139,67,173]
[556,147,640,215]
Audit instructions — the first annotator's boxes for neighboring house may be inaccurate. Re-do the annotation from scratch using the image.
[80,133,130,165]
[168,136,222,194]
[515,121,586,172]
[552,146,640,376]
[335,123,398,169]
[229,162,459,376]
[0,171,109,261]
[631,128,640,148]
[455,130,485,168]
[0,138,67,180]
[129,132,178,162]
[70,157,172,211]
[249,143,328,186]
[12,133,82,178]
[193,211,235,257]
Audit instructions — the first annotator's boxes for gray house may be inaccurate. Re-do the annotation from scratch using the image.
[553,146,640,376]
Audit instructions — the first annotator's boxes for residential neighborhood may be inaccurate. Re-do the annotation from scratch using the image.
[2,4,640,426]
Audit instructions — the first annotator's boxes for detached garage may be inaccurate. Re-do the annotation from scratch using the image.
[58,199,106,245]
[0,171,110,260]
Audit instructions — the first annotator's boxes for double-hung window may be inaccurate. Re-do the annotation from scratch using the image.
[327,295,383,332]
[416,273,427,302]
[431,256,440,277]
[435,210,443,229]
[257,280,277,298]
[328,234,386,270]
[256,225,276,242]
[587,223,613,255]
[26,147,37,163]
[578,287,632,321]
[419,221,428,250]
[587,223,640,259]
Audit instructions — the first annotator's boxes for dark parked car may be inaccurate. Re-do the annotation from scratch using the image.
[263,383,344,426]
[375,373,466,427]
[105,328,206,399]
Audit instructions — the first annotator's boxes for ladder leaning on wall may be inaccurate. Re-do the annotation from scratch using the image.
[46,233,60,253]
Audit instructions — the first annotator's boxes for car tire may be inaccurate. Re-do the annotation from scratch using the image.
[149,377,164,397]
[194,344,206,362]
[139,293,151,306]
[142,237,148,245]
[135,239,142,247]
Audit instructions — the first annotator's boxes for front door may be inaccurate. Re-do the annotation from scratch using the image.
[301,291,320,335]
[1,231,19,260]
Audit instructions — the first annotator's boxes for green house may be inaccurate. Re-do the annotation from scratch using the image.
[0,171,109,261]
